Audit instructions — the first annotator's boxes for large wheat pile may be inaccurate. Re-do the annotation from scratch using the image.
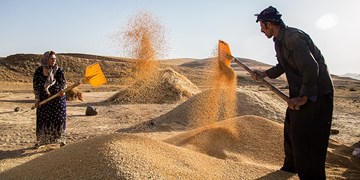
[124,89,286,132]
[2,115,357,179]
[107,68,200,104]
[0,116,289,179]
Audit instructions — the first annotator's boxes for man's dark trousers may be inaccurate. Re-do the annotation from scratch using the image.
[283,93,333,179]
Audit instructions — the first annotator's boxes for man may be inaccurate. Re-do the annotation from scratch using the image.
[252,6,334,179]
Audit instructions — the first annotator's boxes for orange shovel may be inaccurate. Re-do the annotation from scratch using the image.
[218,40,290,103]
[31,63,107,109]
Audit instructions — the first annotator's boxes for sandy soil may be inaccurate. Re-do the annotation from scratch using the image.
[0,81,359,179]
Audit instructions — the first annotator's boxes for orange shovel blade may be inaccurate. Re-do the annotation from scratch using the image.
[218,40,233,67]
[84,63,107,87]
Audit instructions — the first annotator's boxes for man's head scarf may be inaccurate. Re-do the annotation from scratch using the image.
[41,51,58,95]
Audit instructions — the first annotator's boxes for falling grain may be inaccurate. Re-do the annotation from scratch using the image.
[121,11,167,83]
[189,49,237,127]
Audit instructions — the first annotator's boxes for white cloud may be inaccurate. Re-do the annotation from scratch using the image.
[315,13,338,30]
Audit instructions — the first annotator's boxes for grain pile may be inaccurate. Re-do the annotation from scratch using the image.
[133,88,285,131]
[0,116,293,179]
[165,115,284,165]
[235,88,286,122]
[1,116,358,179]
[107,68,201,104]
[65,87,83,101]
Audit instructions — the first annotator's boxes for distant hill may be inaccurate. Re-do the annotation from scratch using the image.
[160,58,200,66]
[341,73,360,80]
[0,53,207,86]
[0,53,133,84]
[1,53,359,91]
[178,57,272,69]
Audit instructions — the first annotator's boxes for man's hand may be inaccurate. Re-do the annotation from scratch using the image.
[251,70,267,81]
[288,96,308,110]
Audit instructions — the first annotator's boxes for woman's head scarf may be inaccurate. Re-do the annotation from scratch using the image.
[41,51,58,95]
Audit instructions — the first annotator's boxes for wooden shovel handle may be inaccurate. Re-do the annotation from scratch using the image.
[233,57,290,103]
[31,82,81,110]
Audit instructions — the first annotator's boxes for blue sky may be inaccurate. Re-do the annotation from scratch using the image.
[0,0,359,75]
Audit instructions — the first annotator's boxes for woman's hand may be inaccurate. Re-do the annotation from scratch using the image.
[34,99,40,108]
[58,91,65,97]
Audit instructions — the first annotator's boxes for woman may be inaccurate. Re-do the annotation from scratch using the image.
[33,51,67,148]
